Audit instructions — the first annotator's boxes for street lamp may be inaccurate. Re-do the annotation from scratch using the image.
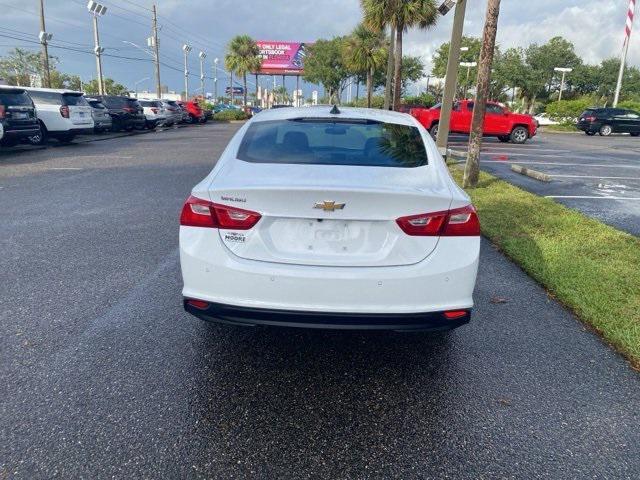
[198,51,207,100]
[213,58,219,103]
[134,76,149,98]
[182,44,192,100]
[87,0,107,95]
[460,61,477,97]
[554,67,573,101]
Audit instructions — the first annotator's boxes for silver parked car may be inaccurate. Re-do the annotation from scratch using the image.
[139,99,170,128]
[86,98,113,133]
[158,100,182,126]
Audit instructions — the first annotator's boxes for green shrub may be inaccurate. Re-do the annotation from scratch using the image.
[348,96,386,109]
[403,93,436,108]
[213,109,248,121]
[618,100,640,112]
[545,98,594,124]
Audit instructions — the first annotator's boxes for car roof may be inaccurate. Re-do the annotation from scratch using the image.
[253,106,416,126]
[20,86,83,95]
[0,85,27,92]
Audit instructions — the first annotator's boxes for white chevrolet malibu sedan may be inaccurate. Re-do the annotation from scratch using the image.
[179,106,480,331]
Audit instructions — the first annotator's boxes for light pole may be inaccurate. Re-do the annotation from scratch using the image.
[460,61,477,98]
[554,67,572,101]
[134,77,149,98]
[198,51,206,100]
[182,44,192,100]
[213,58,219,103]
[39,0,52,88]
[436,0,467,155]
[87,1,107,95]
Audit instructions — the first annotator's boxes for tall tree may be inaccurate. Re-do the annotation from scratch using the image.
[303,37,351,104]
[225,35,262,106]
[361,0,438,111]
[83,78,128,95]
[343,24,387,108]
[384,27,395,109]
[464,0,501,189]
[432,36,484,98]
[0,48,57,86]
[526,37,581,97]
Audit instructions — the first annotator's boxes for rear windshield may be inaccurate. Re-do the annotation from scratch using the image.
[581,109,596,117]
[140,100,161,107]
[89,100,106,109]
[237,119,429,168]
[63,94,88,106]
[27,90,63,105]
[103,97,127,108]
[0,91,33,106]
[126,99,141,108]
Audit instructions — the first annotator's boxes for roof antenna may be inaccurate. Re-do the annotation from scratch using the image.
[330,104,341,115]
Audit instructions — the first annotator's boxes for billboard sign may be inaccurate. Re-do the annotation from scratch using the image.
[225,86,244,95]
[256,41,309,75]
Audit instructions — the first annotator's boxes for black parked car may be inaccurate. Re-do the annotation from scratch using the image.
[90,95,146,132]
[0,86,41,147]
[576,108,640,136]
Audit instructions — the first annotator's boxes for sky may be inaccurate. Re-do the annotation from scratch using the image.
[1,0,638,98]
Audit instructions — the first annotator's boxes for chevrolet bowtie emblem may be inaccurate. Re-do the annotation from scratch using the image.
[314,201,346,212]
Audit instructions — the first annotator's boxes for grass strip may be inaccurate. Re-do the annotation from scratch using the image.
[451,168,640,367]
[541,124,580,133]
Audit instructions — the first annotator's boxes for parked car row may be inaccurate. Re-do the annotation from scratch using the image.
[0,85,212,149]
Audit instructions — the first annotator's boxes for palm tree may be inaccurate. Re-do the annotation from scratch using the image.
[225,35,262,106]
[361,0,438,111]
[343,24,387,108]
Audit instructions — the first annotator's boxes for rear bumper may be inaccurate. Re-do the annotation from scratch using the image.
[52,127,93,137]
[2,126,40,139]
[184,299,471,331]
[180,228,479,318]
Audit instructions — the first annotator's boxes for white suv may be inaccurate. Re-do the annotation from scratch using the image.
[139,99,170,128]
[24,88,94,144]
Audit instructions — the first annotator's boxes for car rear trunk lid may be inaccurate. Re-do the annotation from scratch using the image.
[207,161,452,267]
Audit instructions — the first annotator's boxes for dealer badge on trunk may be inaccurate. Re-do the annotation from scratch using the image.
[314,201,346,212]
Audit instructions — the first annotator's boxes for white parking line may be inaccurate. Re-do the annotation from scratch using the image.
[546,195,640,200]
[48,167,83,170]
[549,174,640,180]
[483,160,640,169]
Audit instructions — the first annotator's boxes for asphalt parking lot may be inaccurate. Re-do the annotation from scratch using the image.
[1,123,639,479]
[449,131,640,237]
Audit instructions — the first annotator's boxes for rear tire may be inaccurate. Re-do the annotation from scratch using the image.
[510,126,529,144]
[599,124,612,136]
[28,122,47,145]
[429,123,439,139]
[630,132,640,137]
[498,135,510,143]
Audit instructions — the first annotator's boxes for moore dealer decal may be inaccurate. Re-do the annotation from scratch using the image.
[224,232,246,243]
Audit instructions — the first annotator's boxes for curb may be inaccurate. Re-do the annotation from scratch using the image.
[446,148,467,164]
[510,164,552,182]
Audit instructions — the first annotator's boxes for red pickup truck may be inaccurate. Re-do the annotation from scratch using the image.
[410,100,537,144]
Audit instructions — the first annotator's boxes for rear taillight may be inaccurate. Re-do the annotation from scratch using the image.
[0,105,5,119]
[180,195,261,230]
[60,105,70,118]
[584,116,596,122]
[396,205,480,237]
[151,108,159,114]
[123,106,135,113]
